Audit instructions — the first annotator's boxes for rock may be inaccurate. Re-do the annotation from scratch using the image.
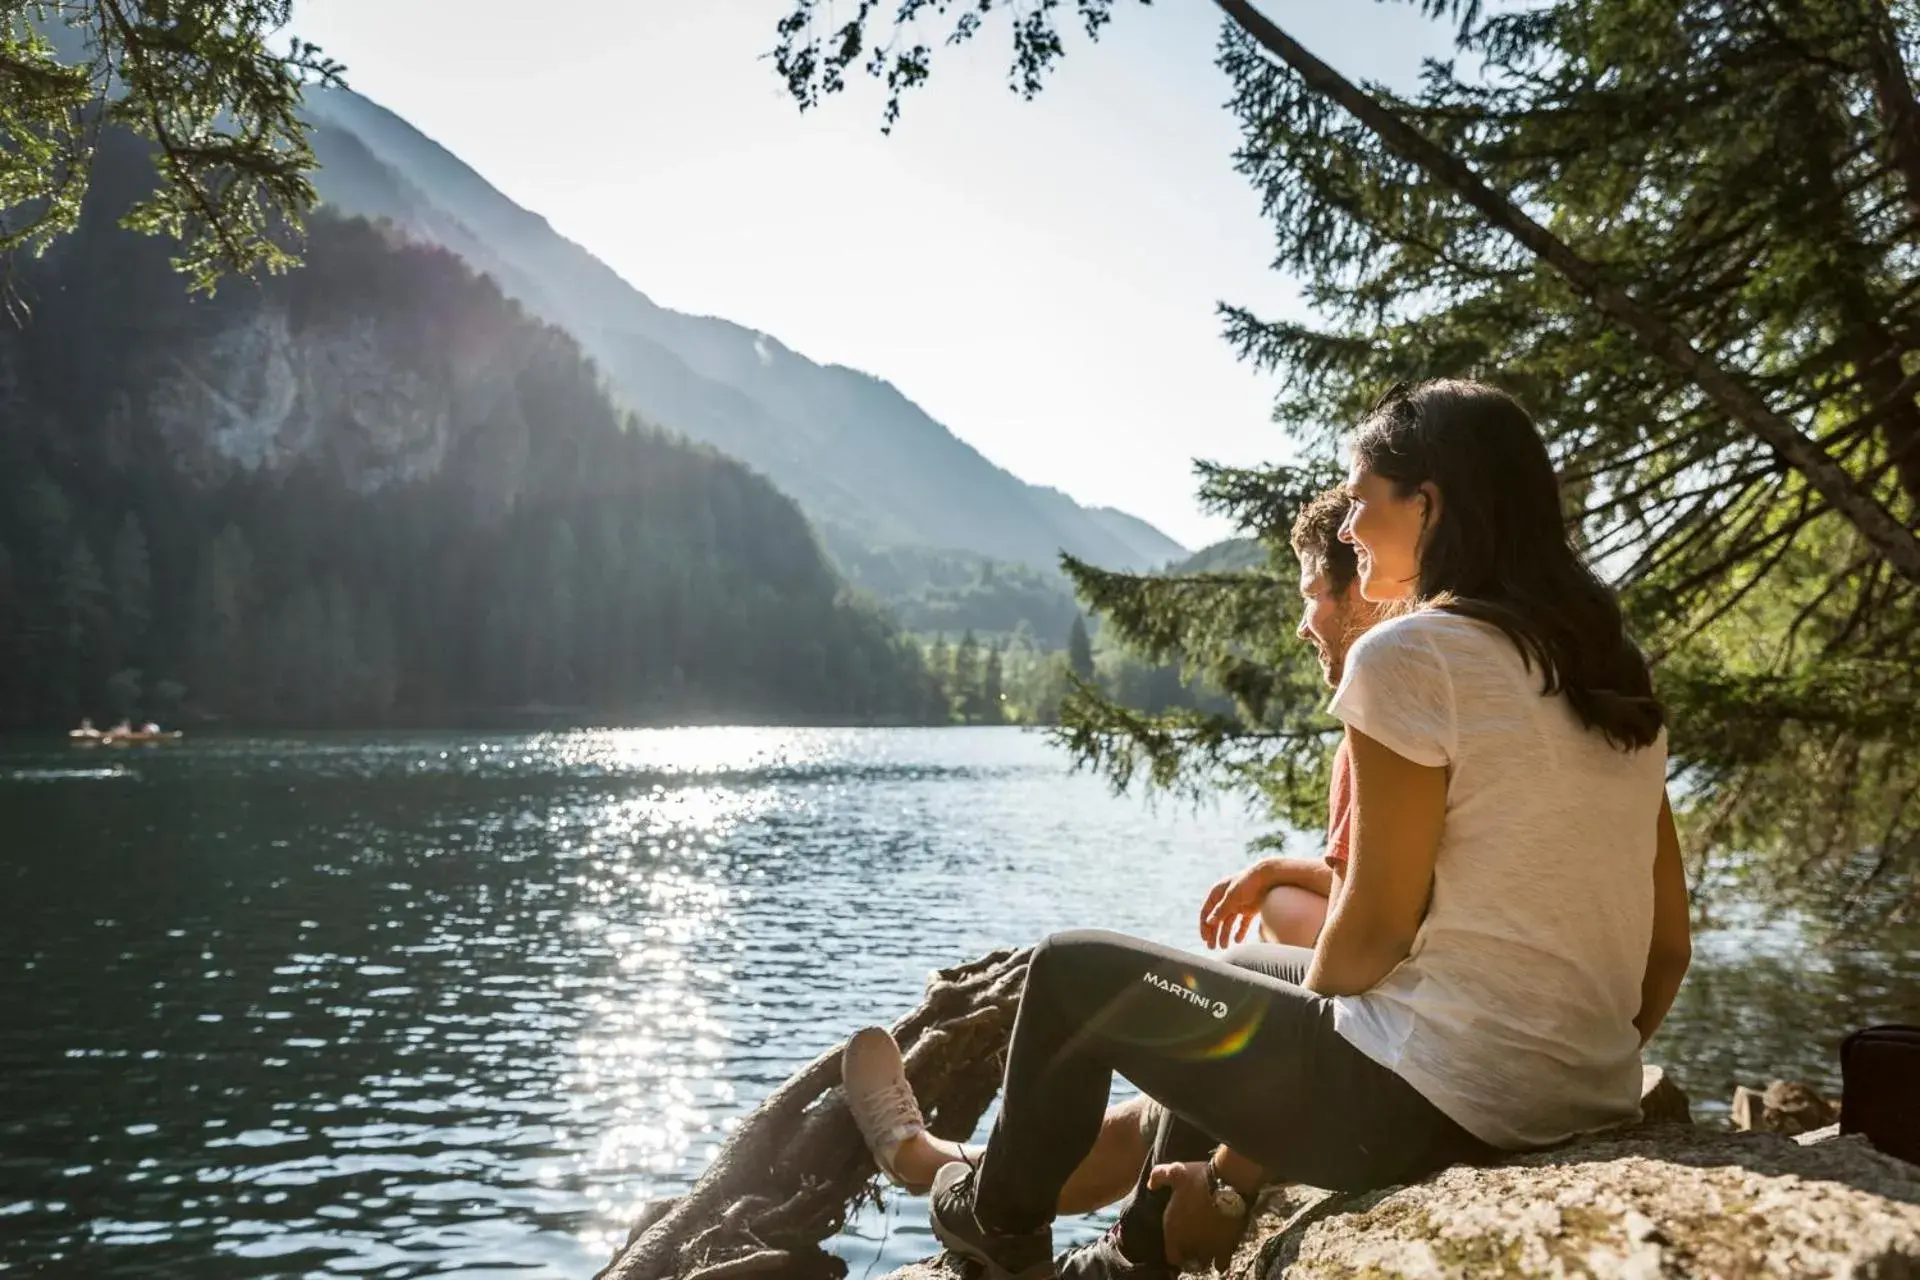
[1732,1080,1840,1136]
[882,1127,1920,1280]
[1637,1065,1692,1127]
[1256,1127,1920,1279]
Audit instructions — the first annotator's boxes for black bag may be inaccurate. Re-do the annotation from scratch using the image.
[1840,1024,1920,1165]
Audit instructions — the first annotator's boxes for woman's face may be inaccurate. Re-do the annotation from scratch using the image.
[1339,462,1433,602]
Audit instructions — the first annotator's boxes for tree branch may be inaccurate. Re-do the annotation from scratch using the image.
[1212,0,1920,584]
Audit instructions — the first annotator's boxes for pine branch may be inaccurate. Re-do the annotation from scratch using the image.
[1213,0,1920,585]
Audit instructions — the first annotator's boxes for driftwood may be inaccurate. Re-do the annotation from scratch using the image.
[597,948,1030,1280]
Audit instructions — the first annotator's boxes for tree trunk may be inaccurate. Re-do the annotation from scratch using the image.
[1212,0,1920,583]
[595,948,1029,1280]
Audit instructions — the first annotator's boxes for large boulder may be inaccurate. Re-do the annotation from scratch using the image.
[1249,1128,1920,1278]
[881,1122,1920,1280]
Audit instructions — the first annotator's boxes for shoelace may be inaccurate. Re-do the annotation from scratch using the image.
[865,1074,924,1144]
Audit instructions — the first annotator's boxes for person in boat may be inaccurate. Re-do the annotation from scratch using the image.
[841,380,1692,1280]
[841,487,1386,1217]
[69,717,100,740]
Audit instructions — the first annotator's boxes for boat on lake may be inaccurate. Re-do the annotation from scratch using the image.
[70,720,184,746]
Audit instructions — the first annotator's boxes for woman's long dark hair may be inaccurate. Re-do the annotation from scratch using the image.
[1351,379,1664,750]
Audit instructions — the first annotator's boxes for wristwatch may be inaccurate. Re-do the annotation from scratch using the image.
[1205,1160,1249,1219]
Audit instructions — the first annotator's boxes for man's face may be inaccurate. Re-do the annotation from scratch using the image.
[1296,562,1372,688]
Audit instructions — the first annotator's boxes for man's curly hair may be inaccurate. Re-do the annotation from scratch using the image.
[1289,488,1358,595]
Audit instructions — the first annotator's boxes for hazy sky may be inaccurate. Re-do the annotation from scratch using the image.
[287,2,1452,550]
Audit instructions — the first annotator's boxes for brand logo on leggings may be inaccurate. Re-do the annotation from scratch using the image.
[1141,970,1229,1019]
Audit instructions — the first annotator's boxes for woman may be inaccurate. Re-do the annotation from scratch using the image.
[845,380,1693,1280]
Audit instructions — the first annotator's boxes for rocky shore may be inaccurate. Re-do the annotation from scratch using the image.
[603,949,1920,1280]
[883,1071,1920,1280]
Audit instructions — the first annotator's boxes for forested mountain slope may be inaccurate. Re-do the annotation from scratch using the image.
[0,133,942,729]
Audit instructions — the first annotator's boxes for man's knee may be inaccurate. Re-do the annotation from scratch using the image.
[1259,884,1328,949]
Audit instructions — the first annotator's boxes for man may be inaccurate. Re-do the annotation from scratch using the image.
[842,488,1386,1251]
[1197,487,1384,952]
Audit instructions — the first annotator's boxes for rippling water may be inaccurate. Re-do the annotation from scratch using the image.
[2,729,1916,1278]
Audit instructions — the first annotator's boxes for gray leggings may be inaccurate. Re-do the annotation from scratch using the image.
[971,930,1493,1248]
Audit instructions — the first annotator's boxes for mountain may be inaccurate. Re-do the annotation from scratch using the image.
[0,130,943,730]
[297,87,1188,575]
[1169,538,1269,575]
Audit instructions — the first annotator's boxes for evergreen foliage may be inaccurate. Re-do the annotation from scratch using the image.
[1066,615,1095,681]
[772,0,1920,915]
[917,614,1233,727]
[0,133,945,729]
[1,1,339,291]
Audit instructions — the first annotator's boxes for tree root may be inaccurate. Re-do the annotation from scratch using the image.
[596,948,1029,1280]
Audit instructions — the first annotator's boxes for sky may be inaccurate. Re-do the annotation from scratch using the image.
[287,1,1454,551]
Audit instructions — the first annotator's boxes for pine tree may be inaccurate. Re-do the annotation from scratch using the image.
[983,642,1005,725]
[928,635,954,718]
[190,525,257,717]
[57,540,107,649]
[1066,615,1095,682]
[770,0,1920,913]
[110,513,152,656]
[954,630,983,723]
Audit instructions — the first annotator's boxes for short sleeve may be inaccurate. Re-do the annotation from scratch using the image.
[1327,616,1455,768]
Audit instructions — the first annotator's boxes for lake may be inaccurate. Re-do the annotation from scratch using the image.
[3,728,1916,1277]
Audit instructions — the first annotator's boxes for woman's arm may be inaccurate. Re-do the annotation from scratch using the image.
[1305,727,1445,996]
[1634,793,1692,1045]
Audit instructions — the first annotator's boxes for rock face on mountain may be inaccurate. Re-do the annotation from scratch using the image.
[297,87,1187,575]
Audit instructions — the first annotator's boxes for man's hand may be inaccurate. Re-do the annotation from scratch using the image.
[1199,861,1279,949]
[1148,1160,1244,1268]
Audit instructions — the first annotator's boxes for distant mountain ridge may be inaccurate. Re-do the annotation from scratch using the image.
[298,87,1187,574]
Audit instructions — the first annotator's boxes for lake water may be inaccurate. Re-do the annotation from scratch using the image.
[3,728,1917,1278]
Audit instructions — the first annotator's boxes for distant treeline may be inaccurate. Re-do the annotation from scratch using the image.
[919,618,1234,726]
[0,133,944,729]
[830,542,1085,640]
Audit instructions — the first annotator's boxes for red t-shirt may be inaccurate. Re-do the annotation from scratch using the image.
[1324,736,1353,875]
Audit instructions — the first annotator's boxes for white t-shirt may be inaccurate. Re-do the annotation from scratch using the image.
[1326,609,1667,1150]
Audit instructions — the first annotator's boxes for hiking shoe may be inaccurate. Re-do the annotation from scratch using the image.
[929,1161,1056,1280]
[842,1026,930,1194]
[1055,1222,1169,1280]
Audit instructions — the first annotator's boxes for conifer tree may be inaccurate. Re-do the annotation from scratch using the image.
[109,513,151,652]
[983,642,1005,725]
[1066,615,1095,682]
[770,0,1920,913]
[954,630,983,723]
